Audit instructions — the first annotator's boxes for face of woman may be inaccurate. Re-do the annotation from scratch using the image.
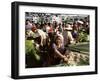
[56,37,62,45]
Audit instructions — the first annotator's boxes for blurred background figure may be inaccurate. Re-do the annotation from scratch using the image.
[72,22,79,43]
[25,19,33,30]
[31,25,47,47]
[63,24,75,46]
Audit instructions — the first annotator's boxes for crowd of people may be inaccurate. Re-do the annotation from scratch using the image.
[25,13,89,66]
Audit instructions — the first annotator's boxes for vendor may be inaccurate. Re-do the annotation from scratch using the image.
[50,36,67,65]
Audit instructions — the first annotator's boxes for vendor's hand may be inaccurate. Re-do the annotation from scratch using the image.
[62,55,66,59]
[63,57,68,62]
